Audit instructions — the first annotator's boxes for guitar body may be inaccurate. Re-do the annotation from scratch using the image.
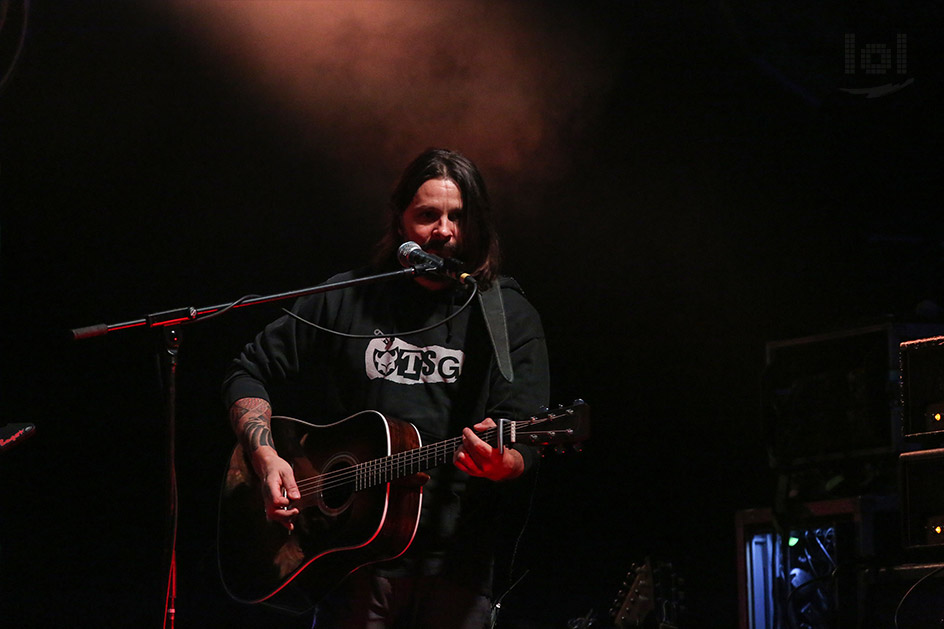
[217,411,423,609]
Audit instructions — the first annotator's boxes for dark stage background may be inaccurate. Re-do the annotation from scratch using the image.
[2,1,943,627]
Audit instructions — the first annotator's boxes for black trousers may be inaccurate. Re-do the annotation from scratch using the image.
[312,569,492,629]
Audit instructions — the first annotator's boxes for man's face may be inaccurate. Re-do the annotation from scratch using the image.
[400,178,463,289]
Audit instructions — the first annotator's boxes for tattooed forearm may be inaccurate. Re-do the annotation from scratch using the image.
[243,417,274,451]
[229,397,274,452]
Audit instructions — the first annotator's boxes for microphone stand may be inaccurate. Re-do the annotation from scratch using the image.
[69,266,427,628]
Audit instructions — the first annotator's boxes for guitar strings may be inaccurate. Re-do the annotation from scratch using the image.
[292,436,462,493]
[286,411,569,499]
[291,429,500,497]
[289,422,521,498]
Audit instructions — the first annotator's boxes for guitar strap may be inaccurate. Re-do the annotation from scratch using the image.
[477,281,514,383]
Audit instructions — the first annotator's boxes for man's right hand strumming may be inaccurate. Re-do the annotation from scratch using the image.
[229,397,301,530]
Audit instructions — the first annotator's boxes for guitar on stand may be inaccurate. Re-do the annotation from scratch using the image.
[609,558,684,628]
[566,558,684,628]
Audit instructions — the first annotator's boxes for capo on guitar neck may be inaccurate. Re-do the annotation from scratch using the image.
[496,418,514,454]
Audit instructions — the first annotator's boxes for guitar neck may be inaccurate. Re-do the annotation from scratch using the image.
[348,402,588,490]
[356,424,511,489]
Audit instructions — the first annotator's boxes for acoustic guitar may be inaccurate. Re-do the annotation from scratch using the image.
[218,401,590,611]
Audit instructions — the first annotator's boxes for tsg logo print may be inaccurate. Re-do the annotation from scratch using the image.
[365,337,464,385]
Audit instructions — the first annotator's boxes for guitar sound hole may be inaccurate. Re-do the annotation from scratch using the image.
[321,461,355,510]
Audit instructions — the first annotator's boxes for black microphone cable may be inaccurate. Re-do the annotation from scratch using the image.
[281,279,478,340]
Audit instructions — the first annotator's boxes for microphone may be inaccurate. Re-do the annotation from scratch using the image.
[397,241,475,286]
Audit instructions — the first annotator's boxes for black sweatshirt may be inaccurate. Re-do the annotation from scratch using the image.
[222,268,550,595]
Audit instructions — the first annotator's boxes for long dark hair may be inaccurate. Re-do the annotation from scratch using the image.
[374,148,501,287]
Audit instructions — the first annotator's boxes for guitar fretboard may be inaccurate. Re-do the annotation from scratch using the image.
[354,424,513,490]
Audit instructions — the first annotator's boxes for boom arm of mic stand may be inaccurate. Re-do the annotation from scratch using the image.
[69,267,422,340]
[66,265,422,627]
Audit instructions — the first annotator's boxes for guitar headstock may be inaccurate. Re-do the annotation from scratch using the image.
[513,400,590,448]
[610,559,655,627]
[610,558,684,628]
